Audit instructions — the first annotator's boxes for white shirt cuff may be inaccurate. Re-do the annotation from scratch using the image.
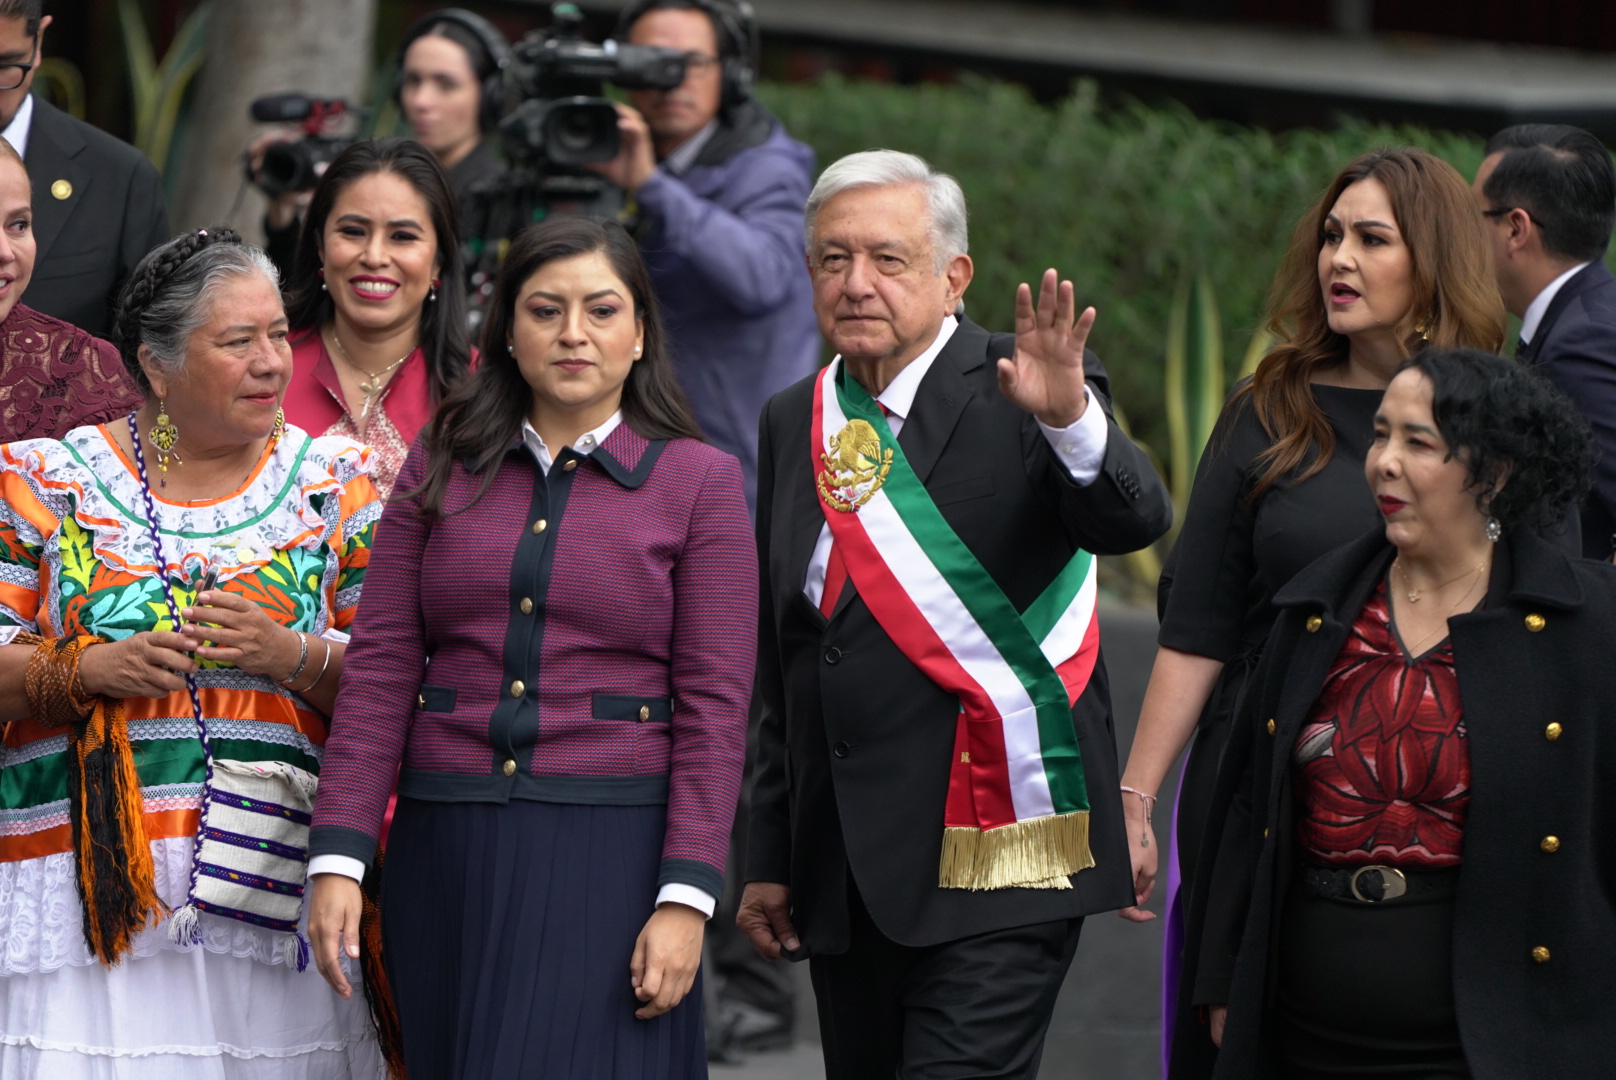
[655,883,718,918]
[1036,387,1110,487]
[307,854,367,883]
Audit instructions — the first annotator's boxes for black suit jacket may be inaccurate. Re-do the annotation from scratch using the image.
[1518,259,1616,559]
[1173,527,1616,1080]
[747,317,1173,952]
[23,97,170,337]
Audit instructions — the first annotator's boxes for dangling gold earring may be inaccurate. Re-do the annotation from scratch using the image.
[148,401,181,487]
[272,407,286,443]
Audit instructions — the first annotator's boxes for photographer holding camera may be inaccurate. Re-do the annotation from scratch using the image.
[592,0,817,512]
[255,8,509,277]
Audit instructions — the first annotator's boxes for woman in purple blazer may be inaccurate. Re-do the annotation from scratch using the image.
[305,217,757,1078]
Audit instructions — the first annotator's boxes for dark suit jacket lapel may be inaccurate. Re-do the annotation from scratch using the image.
[25,98,89,267]
[1524,261,1613,364]
[897,318,986,484]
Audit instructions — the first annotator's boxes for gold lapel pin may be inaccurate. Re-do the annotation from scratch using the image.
[50,179,71,200]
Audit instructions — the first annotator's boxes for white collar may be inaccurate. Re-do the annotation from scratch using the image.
[1520,261,1592,345]
[2,94,34,160]
[663,119,720,176]
[520,411,623,471]
[837,316,959,422]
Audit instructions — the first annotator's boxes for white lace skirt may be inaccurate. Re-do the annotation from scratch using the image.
[0,838,382,1078]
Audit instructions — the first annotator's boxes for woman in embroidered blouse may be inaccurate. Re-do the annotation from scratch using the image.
[1181,350,1616,1079]
[308,217,756,1078]
[0,230,383,1075]
[280,137,474,497]
[0,136,141,441]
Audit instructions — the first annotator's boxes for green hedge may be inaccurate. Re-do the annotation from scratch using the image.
[756,75,1494,454]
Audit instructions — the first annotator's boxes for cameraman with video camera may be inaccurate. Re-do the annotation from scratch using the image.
[252,8,509,276]
[591,0,817,513]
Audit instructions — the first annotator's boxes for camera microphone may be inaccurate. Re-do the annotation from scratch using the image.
[251,93,325,124]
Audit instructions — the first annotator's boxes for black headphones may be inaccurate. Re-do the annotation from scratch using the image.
[393,8,512,134]
[613,0,760,110]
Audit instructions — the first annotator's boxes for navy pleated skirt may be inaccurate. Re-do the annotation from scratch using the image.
[382,797,707,1079]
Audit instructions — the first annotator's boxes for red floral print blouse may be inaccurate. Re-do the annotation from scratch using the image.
[1293,580,1471,867]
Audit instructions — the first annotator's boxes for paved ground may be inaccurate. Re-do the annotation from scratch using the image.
[715,605,1171,1080]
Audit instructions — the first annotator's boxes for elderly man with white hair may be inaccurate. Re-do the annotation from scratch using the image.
[739,149,1172,1076]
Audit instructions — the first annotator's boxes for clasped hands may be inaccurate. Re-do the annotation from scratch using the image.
[997,268,1097,428]
[75,590,305,700]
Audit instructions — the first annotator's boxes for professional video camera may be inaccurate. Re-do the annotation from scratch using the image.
[245,94,355,198]
[462,3,689,324]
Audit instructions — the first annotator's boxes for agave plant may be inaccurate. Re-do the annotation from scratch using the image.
[118,0,211,174]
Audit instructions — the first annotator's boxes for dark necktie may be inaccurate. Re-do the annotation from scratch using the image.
[1516,336,1534,362]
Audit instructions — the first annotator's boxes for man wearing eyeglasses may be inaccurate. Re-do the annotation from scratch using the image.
[0,2,168,337]
[1474,124,1616,559]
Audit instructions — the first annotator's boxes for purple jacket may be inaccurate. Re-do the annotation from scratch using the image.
[310,427,758,897]
[635,105,821,511]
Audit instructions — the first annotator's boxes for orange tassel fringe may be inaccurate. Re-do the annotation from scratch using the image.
[23,634,164,964]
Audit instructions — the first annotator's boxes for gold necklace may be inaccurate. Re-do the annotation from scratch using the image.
[329,330,412,422]
[1393,557,1487,603]
[1398,570,1487,657]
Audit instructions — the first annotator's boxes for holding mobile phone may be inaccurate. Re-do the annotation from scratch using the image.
[192,565,221,660]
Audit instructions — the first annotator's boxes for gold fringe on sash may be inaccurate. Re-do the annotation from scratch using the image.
[938,811,1094,890]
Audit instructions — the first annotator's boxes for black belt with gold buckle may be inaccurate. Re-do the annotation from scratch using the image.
[1300,864,1459,904]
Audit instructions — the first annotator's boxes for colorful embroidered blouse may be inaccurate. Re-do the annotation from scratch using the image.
[1293,581,1471,868]
[0,423,379,971]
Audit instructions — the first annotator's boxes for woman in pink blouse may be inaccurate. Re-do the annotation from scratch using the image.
[280,138,473,496]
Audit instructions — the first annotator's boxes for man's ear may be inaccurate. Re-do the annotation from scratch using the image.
[944,253,973,314]
[1506,208,1535,257]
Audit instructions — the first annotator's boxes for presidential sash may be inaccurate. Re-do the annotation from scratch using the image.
[812,360,1100,890]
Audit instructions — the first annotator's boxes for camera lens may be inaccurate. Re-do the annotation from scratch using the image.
[542,99,621,166]
[258,143,307,198]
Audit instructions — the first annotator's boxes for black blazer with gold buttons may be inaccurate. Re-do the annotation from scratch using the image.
[1172,525,1616,1080]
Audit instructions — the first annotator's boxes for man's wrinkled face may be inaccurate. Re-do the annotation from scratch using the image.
[809,184,962,365]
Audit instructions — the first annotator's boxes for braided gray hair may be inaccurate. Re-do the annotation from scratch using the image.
[112,228,281,395]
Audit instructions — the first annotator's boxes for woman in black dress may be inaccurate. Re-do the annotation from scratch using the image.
[1112,149,1507,1067]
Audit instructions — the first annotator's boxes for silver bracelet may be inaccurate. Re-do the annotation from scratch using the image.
[290,636,332,693]
[280,632,309,687]
[1120,785,1157,849]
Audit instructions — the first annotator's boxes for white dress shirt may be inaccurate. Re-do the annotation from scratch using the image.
[1521,261,1593,346]
[309,409,719,918]
[803,316,1112,606]
[1,94,33,160]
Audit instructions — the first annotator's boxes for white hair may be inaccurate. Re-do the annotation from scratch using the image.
[803,149,969,272]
